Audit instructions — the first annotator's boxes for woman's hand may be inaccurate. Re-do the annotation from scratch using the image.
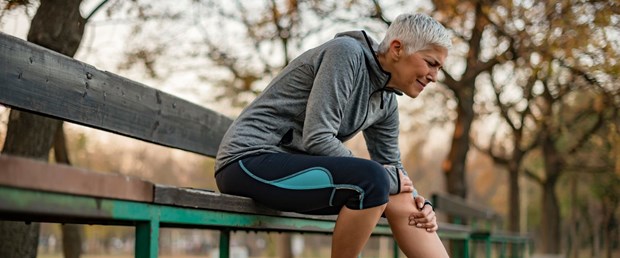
[408,195,438,232]
[399,170,415,193]
[397,171,438,232]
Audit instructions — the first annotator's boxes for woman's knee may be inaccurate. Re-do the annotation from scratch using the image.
[386,192,418,215]
[354,160,390,203]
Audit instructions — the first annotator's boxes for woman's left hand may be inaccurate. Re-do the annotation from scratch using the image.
[408,195,438,232]
[398,169,415,193]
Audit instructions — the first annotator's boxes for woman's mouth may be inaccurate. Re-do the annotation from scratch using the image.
[416,80,426,89]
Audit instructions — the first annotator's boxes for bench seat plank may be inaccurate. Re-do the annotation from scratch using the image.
[154,185,333,219]
[0,155,153,202]
[154,184,394,227]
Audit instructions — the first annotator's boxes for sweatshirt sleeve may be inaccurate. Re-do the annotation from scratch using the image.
[363,97,408,194]
[301,40,363,157]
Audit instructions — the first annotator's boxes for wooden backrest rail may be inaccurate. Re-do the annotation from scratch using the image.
[0,32,232,157]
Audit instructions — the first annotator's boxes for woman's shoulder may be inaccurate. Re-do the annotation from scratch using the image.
[323,36,366,55]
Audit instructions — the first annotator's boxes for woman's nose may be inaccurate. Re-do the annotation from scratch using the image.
[428,66,441,82]
[426,71,437,82]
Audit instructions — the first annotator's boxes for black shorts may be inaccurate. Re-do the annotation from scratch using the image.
[215,153,390,215]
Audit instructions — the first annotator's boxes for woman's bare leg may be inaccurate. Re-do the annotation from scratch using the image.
[331,204,387,258]
[384,193,449,257]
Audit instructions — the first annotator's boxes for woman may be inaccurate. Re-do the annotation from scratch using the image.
[215,13,451,258]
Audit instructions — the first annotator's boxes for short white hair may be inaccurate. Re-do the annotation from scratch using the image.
[378,13,452,54]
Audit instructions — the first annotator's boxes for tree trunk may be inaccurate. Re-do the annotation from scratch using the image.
[0,221,41,258]
[442,86,474,258]
[61,224,82,258]
[0,0,85,257]
[27,0,86,58]
[540,179,561,253]
[0,111,60,258]
[601,197,617,258]
[508,162,520,233]
[540,134,562,253]
[442,1,485,201]
[443,87,474,199]
[278,233,293,258]
[55,124,83,258]
[568,175,580,258]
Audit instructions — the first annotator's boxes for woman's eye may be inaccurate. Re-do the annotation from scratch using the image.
[426,60,442,70]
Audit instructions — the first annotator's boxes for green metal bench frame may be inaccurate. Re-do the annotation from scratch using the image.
[433,193,531,258]
[0,184,396,257]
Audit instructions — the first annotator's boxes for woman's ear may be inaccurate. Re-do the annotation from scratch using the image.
[390,40,403,60]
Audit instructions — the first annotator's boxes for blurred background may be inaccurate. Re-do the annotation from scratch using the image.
[0,0,618,257]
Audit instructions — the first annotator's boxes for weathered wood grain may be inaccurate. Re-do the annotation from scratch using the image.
[0,155,153,202]
[0,32,232,157]
[154,185,393,227]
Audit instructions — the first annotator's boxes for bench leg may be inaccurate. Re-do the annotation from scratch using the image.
[219,229,231,258]
[135,219,160,258]
[463,238,470,258]
[485,238,491,258]
[500,242,506,258]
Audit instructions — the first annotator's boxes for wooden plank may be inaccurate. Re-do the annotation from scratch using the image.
[154,184,339,221]
[0,155,153,202]
[0,32,232,157]
[154,185,392,227]
[432,193,502,222]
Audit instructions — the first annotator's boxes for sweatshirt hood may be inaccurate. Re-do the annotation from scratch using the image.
[334,31,402,109]
[333,30,401,95]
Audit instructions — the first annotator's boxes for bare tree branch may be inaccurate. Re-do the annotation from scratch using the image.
[442,69,458,91]
[370,0,391,26]
[490,78,518,131]
[567,111,606,155]
[524,169,543,185]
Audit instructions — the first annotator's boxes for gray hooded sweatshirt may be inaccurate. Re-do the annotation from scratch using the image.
[215,31,408,194]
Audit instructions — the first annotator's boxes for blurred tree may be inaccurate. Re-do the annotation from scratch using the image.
[484,0,619,253]
[425,2,518,255]
[429,0,517,204]
[533,60,615,253]
[0,0,110,257]
[468,0,548,234]
[439,2,619,250]
[568,118,620,258]
[115,0,413,107]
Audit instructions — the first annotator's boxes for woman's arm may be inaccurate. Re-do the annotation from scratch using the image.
[363,100,405,194]
[302,40,363,156]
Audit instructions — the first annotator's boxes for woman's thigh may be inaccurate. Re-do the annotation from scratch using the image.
[215,153,390,215]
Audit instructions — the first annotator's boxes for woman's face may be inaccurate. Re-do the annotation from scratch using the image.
[388,44,447,98]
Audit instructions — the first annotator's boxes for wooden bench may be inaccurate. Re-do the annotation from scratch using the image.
[0,32,483,257]
[2,31,534,257]
[432,193,531,258]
